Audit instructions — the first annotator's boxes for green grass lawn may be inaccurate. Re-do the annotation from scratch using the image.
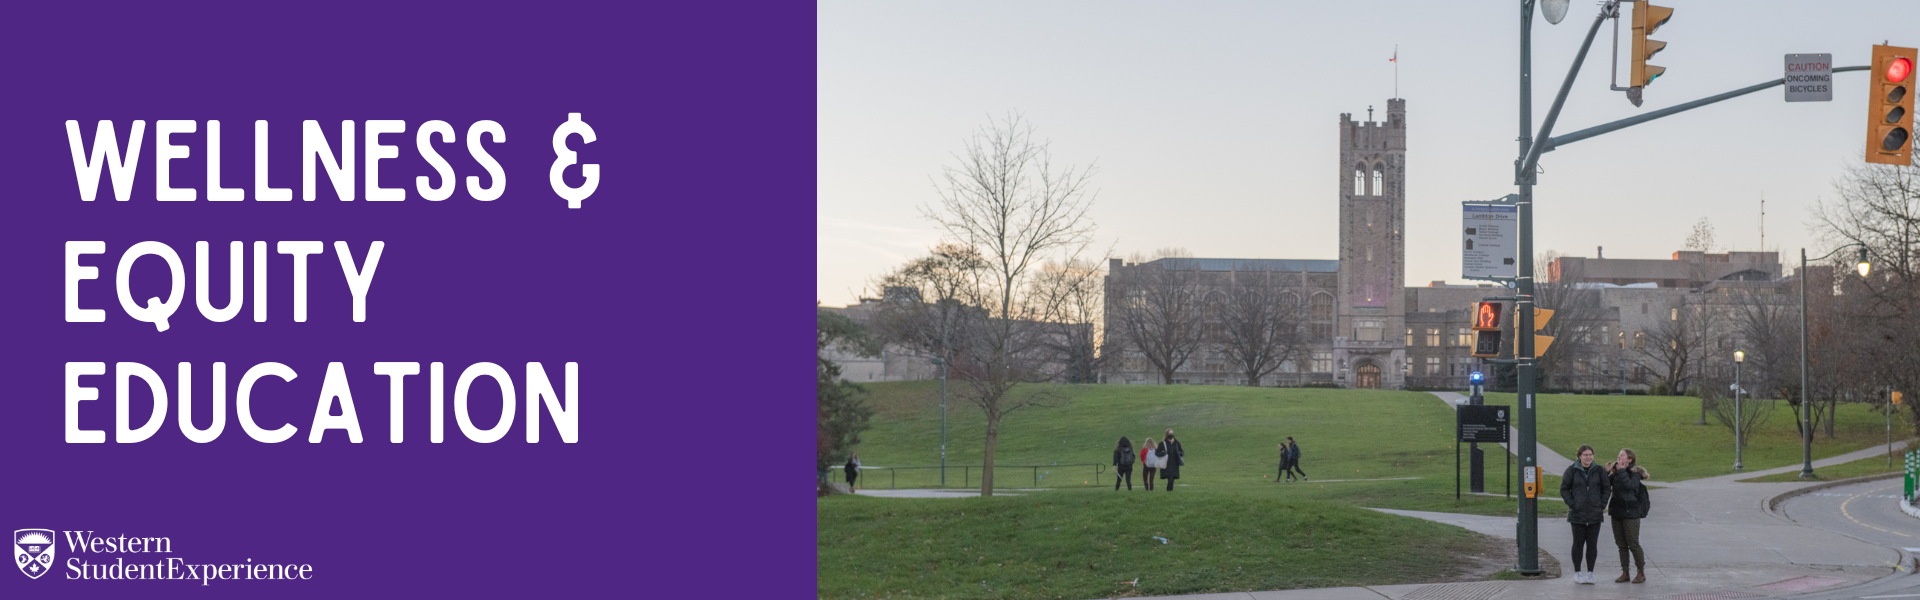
[818,490,1508,600]
[850,382,1549,517]
[1484,392,1901,482]
[1736,438,1917,482]
[823,383,1906,599]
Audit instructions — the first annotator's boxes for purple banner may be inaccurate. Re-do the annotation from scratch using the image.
[0,2,812,597]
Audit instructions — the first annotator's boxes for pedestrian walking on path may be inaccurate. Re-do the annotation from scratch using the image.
[1159,429,1184,491]
[1607,448,1651,584]
[845,452,861,490]
[1113,437,1135,491]
[1140,438,1159,491]
[1560,444,1612,584]
[1284,437,1307,481]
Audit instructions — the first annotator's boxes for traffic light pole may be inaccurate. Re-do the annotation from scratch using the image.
[1514,0,1613,575]
[1513,0,1539,575]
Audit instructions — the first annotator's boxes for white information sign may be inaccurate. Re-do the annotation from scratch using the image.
[1462,203,1518,280]
[1784,53,1832,102]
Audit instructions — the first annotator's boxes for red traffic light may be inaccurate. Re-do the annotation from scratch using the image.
[1472,301,1504,330]
[1889,57,1913,83]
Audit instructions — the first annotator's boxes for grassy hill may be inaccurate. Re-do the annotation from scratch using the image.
[821,383,1897,599]
[850,382,1536,515]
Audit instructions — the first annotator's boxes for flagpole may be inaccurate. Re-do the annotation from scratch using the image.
[1394,45,1399,98]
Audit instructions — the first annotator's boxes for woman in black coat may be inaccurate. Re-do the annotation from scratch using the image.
[1559,444,1612,585]
[1606,448,1651,583]
[1158,429,1184,491]
[1112,437,1135,491]
[844,452,860,490]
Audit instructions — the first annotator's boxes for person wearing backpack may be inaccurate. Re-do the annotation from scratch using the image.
[1559,444,1612,584]
[1606,448,1651,584]
[1284,437,1307,481]
[1113,437,1136,491]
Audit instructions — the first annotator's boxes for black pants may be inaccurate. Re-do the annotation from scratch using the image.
[1162,471,1177,491]
[1571,521,1603,572]
[1115,465,1132,490]
[846,471,857,488]
[1142,467,1156,490]
[1285,462,1306,480]
[1279,462,1293,481]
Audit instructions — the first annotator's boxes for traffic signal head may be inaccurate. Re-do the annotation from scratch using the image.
[1472,301,1505,330]
[1630,2,1673,90]
[1867,44,1916,165]
[1895,391,1905,405]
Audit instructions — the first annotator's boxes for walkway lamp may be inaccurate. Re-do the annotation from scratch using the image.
[1799,244,1870,478]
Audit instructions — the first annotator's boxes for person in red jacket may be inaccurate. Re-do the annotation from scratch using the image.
[1139,438,1157,491]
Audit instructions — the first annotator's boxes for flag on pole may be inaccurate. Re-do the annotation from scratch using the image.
[1390,49,1397,62]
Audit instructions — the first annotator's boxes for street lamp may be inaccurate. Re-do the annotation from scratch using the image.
[1733,350,1744,471]
[932,356,949,486]
[1798,244,1870,479]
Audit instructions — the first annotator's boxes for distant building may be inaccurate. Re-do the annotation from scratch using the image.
[1096,97,1823,392]
[819,297,937,383]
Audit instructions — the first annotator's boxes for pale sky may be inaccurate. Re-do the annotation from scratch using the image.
[818,1,1920,307]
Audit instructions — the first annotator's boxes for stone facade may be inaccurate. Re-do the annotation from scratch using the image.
[1335,99,1409,389]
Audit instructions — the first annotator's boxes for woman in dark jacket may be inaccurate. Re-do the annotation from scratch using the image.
[1158,429,1184,491]
[1606,448,1651,584]
[1113,437,1135,491]
[1559,445,1611,585]
[844,452,860,490]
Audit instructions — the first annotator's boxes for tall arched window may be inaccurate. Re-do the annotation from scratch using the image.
[1371,164,1385,196]
[1353,168,1365,194]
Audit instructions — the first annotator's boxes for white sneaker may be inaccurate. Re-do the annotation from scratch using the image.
[1583,572,1595,585]
[1571,572,1582,584]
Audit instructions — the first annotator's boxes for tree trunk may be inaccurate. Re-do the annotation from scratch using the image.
[1161,366,1176,385]
[1698,397,1707,426]
[1244,368,1261,386]
[1825,395,1837,438]
[979,417,1000,497]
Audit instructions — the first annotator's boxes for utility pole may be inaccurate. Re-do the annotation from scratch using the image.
[1513,0,1540,575]
[935,356,949,486]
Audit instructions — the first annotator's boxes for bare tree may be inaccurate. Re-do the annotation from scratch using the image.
[1533,252,1613,390]
[1034,257,1108,383]
[900,113,1099,496]
[1685,217,1718,254]
[1214,264,1308,386]
[1816,161,1920,437]
[1109,249,1206,385]
[1632,299,1713,404]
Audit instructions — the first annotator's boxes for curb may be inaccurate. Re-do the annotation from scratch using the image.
[1764,471,1904,513]
[1903,496,1920,520]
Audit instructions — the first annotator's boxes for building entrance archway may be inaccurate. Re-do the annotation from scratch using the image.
[1356,361,1381,389]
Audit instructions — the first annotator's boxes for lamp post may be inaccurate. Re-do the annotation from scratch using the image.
[1734,350,1745,471]
[932,356,949,486]
[1798,245,1871,479]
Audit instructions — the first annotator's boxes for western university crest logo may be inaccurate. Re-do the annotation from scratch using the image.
[14,529,55,579]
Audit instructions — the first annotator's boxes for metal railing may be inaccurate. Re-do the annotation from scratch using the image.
[827,463,1106,490]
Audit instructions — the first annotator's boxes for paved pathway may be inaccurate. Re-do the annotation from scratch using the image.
[1669,438,1912,486]
[1427,391,1573,473]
